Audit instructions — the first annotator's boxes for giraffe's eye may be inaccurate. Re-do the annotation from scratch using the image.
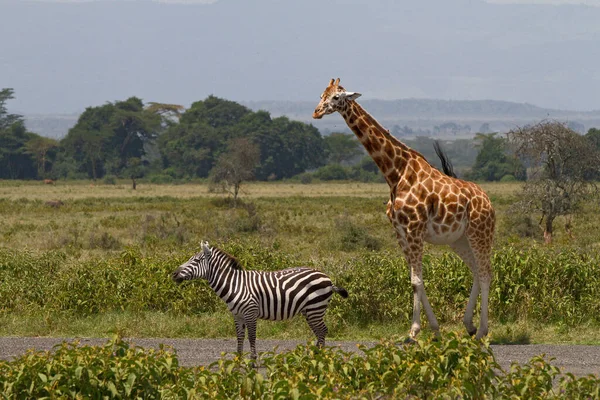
[333,95,340,100]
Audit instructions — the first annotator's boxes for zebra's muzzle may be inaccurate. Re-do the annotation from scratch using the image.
[172,271,185,284]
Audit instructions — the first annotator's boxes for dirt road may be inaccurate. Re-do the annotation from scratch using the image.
[0,337,598,377]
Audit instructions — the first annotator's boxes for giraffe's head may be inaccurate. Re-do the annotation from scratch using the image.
[312,78,361,119]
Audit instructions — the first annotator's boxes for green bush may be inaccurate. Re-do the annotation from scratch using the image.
[148,174,174,184]
[313,164,349,181]
[1,334,598,399]
[103,175,117,185]
[335,218,382,252]
[499,174,517,182]
[1,245,600,326]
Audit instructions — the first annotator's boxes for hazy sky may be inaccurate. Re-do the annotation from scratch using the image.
[2,0,600,114]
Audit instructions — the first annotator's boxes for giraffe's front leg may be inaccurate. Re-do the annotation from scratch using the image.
[398,227,440,340]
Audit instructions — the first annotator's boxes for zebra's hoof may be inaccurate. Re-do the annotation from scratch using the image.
[403,337,417,345]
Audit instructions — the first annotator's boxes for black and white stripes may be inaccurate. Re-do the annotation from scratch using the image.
[172,242,348,359]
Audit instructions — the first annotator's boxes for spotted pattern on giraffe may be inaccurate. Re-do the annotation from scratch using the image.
[313,78,495,340]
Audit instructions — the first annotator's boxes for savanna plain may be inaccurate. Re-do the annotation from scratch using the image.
[1,180,600,398]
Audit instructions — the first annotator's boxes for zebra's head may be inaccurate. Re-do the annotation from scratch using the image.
[172,241,212,284]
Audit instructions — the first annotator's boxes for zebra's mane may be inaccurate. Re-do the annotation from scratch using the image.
[212,247,245,271]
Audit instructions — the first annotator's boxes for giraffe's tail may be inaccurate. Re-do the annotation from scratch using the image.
[332,285,349,299]
[433,140,457,178]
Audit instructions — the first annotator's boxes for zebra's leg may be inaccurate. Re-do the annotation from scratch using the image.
[233,314,246,355]
[303,308,328,347]
[244,316,258,361]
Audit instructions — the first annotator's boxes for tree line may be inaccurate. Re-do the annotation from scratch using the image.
[1,88,599,188]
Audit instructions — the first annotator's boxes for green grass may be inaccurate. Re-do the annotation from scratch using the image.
[1,180,600,343]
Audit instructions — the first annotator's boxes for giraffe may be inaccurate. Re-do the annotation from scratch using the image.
[313,78,495,340]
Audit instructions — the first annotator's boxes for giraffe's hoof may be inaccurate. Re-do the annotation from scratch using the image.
[467,328,477,337]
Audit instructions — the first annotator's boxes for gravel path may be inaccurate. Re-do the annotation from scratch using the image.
[0,337,598,377]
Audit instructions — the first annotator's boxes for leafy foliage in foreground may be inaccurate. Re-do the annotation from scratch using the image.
[0,334,598,399]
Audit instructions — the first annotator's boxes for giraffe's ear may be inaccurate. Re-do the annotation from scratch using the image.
[201,241,211,256]
[345,91,362,101]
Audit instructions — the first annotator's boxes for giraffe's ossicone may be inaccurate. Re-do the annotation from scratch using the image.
[314,78,495,340]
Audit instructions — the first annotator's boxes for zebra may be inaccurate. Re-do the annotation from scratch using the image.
[171,241,349,360]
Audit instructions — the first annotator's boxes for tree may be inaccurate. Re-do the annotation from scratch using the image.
[61,97,161,179]
[181,95,251,129]
[509,121,600,243]
[468,133,525,181]
[323,132,362,165]
[584,128,600,180]
[122,157,145,190]
[0,122,38,179]
[158,97,326,180]
[145,102,185,127]
[0,89,39,179]
[586,128,600,151]
[25,136,59,178]
[252,116,325,180]
[209,138,260,207]
[0,89,22,130]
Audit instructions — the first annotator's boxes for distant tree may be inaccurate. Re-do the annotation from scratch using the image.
[0,88,22,130]
[158,97,325,180]
[0,89,40,179]
[61,97,160,179]
[584,128,600,180]
[122,157,145,190]
[181,95,251,129]
[145,102,185,125]
[586,128,600,151]
[251,116,325,180]
[209,138,260,207]
[478,123,492,134]
[323,132,362,165]
[468,133,526,181]
[509,121,600,244]
[0,122,38,179]
[25,136,59,178]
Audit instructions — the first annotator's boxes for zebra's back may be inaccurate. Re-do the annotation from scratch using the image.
[248,268,334,321]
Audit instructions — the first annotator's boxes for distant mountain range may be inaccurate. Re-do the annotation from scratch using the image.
[24,99,600,140]
[243,99,600,138]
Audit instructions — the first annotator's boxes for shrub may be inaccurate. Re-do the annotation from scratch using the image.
[148,174,174,184]
[499,174,517,182]
[2,244,600,326]
[335,218,382,252]
[103,175,117,185]
[297,172,313,184]
[313,164,349,181]
[1,334,598,399]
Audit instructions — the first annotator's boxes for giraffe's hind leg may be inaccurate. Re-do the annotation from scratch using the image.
[449,235,479,336]
[303,308,328,347]
[451,232,493,340]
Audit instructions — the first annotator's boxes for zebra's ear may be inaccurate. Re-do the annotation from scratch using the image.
[201,241,211,257]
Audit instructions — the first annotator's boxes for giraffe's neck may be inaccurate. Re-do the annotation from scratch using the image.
[341,101,413,187]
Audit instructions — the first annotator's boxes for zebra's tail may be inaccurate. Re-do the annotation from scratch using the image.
[332,285,349,299]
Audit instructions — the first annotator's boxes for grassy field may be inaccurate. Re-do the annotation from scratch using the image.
[1,179,599,344]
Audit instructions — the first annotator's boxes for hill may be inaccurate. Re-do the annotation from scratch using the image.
[243,99,600,138]
[24,99,600,139]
